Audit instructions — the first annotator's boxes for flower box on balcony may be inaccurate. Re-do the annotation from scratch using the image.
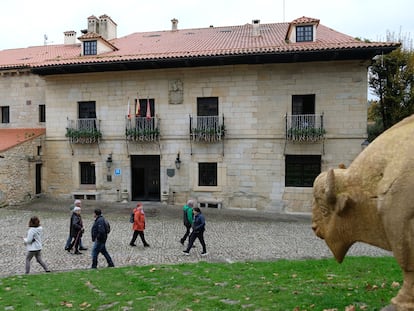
[287,127,326,142]
[66,128,102,144]
[125,128,160,142]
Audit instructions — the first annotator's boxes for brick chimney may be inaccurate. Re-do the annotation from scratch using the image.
[252,19,261,36]
[64,31,77,45]
[171,18,178,31]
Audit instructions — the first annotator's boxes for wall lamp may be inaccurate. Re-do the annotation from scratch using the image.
[106,154,113,169]
[175,152,181,170]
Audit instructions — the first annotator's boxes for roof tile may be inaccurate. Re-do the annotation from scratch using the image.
[0,128,45,152]
[0,18,399,70]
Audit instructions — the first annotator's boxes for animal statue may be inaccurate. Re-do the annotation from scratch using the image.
[312,114,414,311]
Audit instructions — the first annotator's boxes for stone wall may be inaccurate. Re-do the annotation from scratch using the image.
[0,71,46,128]
[42,60,368,212]
[0,136,44,205]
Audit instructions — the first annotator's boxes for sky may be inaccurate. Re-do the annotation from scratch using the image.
[0,0,413,50]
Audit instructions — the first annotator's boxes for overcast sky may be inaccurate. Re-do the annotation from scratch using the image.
[0,0,412,50]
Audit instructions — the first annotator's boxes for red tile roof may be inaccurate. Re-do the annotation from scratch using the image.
[0,128,45,152]
[0,17,399,70]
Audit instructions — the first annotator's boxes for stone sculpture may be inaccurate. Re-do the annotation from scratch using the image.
[312,114,414,311]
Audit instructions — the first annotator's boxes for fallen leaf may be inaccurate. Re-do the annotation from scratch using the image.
[392,281,400,288]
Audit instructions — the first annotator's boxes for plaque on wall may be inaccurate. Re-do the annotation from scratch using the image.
[168,80,183,105]
[167,168,175,177]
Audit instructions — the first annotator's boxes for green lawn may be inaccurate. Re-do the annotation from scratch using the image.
[0,256,401,311]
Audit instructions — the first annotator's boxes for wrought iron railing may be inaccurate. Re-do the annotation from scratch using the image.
[125,116,160,142]
[285,114,325,142]
[66,118,101,144]
[189,115,225,142]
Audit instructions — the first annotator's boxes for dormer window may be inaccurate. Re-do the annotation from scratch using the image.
[286,17,319,43]
[296,25,313,42]
[84,40,97,55]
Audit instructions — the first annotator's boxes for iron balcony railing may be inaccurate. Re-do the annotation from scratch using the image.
[66,118,101,144]
[285,114,325,142]
[125,116,160,142]
[189,115,225,143]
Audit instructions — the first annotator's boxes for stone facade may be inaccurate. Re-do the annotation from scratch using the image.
[0,71,46,205]
[0,136,43,205]
[38,60,368,212]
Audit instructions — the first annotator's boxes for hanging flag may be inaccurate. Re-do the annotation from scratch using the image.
[127,98,131,119]
[146,98,151,120]
[135,98,140,117]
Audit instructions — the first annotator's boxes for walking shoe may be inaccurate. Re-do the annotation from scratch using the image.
[129,243,137,247]
[74,251,82,255]
[183,250,190,256]
[79,247,88,251]
[144,244,150,247]
[180,239,184,245]
[201,252,208,256]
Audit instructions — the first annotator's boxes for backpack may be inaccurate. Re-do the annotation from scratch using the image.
[129,212,134,223]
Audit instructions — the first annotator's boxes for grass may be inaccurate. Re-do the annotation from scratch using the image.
[0,256,402,311]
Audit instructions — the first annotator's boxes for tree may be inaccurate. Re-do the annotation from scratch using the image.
[368,42,414,141]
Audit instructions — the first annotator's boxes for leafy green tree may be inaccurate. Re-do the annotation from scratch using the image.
[368,34,414,141]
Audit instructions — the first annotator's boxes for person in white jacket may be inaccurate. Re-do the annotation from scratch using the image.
[23,216,50,274]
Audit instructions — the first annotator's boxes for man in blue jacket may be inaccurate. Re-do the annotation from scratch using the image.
[91,209,114,269]
[183,207,208,256]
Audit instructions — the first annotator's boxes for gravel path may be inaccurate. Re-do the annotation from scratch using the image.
[0,198,392,277]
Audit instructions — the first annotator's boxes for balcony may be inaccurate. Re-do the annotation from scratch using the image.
[66,118,101,144]
[285,114,325,142]
[189,115,225,143]
[125,116,160,142]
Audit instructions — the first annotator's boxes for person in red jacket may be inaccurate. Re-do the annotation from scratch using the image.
[129,202,150,247]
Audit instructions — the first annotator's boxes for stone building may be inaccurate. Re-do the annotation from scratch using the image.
[0,15,399,211]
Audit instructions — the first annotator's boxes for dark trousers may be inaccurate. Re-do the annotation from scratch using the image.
[186,230,206,253]
[69,231,82,252]
[91,241,114,268]
[180,225,191,243]
[130,230,149,246]
[65,235,84,249]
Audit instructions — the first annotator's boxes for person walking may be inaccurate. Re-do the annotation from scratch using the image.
[91,209,114,269]
[129,202,150,247]
[65,199,87,252]
[23,216,50,274]
[180,199,194,245]
[183,207,208,256]
[68,205,85,254]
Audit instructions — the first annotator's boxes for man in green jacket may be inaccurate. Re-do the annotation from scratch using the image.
[180,199,194,245]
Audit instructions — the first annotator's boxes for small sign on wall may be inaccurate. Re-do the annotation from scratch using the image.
[114,168,121,176]
[167,168,175,177]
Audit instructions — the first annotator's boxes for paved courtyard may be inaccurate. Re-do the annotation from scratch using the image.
[0,198,391,277]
